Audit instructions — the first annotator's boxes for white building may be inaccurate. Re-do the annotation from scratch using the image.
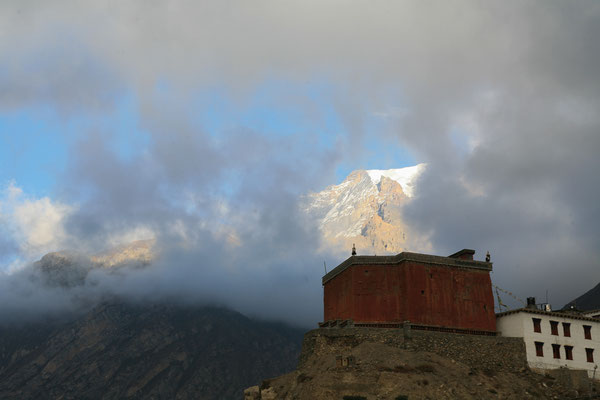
[496,308,599,380]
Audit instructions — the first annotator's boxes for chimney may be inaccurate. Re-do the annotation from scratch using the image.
[448,249,475,260]
[526,297,537,309]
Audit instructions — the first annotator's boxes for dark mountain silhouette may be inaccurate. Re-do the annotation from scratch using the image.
[0,303,304,400]
[562,281,600,311]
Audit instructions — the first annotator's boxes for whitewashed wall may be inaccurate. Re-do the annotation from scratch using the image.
[497,310,600,380]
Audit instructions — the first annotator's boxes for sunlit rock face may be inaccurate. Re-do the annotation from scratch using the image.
[304,164,428,255]
[32,239,156,288]
[90,239,155,268]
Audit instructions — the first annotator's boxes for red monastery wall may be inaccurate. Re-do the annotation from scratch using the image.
[323,252,496,332]
[323,267,354,320]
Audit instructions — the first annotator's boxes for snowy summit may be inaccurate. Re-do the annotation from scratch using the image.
[366,164,426,198]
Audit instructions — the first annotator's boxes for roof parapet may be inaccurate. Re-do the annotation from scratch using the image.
[323,251,492,285]
[448,249,476,260]
[496,307,600,323]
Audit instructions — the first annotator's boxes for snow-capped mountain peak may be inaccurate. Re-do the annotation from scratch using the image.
[365,163,426,198]
[304,164,429,255]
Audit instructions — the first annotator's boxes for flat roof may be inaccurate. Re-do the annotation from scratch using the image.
[496,307,600,323]
[322,251,492,285]
[582,309,600,316]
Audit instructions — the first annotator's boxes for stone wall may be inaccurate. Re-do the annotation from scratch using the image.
[300,327,528,373]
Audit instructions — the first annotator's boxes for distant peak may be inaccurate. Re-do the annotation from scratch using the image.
[365,164,426,197]
[345,169,371,181]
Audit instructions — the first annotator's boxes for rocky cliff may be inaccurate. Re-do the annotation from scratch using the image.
[246,327,599,399]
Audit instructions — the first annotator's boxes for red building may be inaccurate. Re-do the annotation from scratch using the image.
[322,249,496,333]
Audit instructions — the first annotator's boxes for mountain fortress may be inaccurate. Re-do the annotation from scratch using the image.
[245,248,599,399]
[320,247,599,380]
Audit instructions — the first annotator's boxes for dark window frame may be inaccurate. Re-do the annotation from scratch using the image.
[550,320,559,336]
[533,318,542,333]
[535,341,544,357]
[586,348,594,363]
[564,345,573,360]
[563,322,571,337]
[552,344,561,359]
[584,325,592,340]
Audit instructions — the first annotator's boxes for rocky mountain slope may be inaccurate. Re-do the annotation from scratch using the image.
[563,281,600,311]
[0,303,304,400]
[30,239,155,288]
[246,328,599,399]
[304,164,428,255]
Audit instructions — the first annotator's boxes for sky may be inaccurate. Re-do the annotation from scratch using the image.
[0,1,599,326]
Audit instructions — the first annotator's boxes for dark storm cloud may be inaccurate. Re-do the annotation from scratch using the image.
[0,0,598,322]
[397,4,600,307]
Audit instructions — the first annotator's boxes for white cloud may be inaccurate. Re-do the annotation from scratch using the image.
[0,182,74,262]
[103,225,156,250]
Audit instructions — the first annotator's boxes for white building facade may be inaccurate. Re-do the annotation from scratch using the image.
[496,308,599,380]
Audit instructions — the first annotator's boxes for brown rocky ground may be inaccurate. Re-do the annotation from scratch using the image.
[246,328,600,400]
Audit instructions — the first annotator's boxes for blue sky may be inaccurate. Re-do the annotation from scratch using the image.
[0,82,416,200]
[0,108,69,197]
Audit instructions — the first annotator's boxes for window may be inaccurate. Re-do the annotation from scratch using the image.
[564,345,573,360]
[550,321,559,336]
[584,325,592,340]
[586,348,594,363]
[533,318,542,333]
[563,322,571,337]
[535,341,544,357]
[552,344,561,359]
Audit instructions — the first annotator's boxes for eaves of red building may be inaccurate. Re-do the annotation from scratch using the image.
[322,249,496,332]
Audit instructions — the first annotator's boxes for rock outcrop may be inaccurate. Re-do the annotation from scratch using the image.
[246,327,600,399]
[32,251,92,287]
[30,239,156,288]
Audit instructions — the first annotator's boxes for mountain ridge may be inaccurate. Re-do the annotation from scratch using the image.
[0,302,304,400]
[563,282,600,311]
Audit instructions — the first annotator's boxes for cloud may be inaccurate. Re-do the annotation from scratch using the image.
[0,1,598,322]
[0,181,327,327]
[0,125,333,326]
[0,182,74,263]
